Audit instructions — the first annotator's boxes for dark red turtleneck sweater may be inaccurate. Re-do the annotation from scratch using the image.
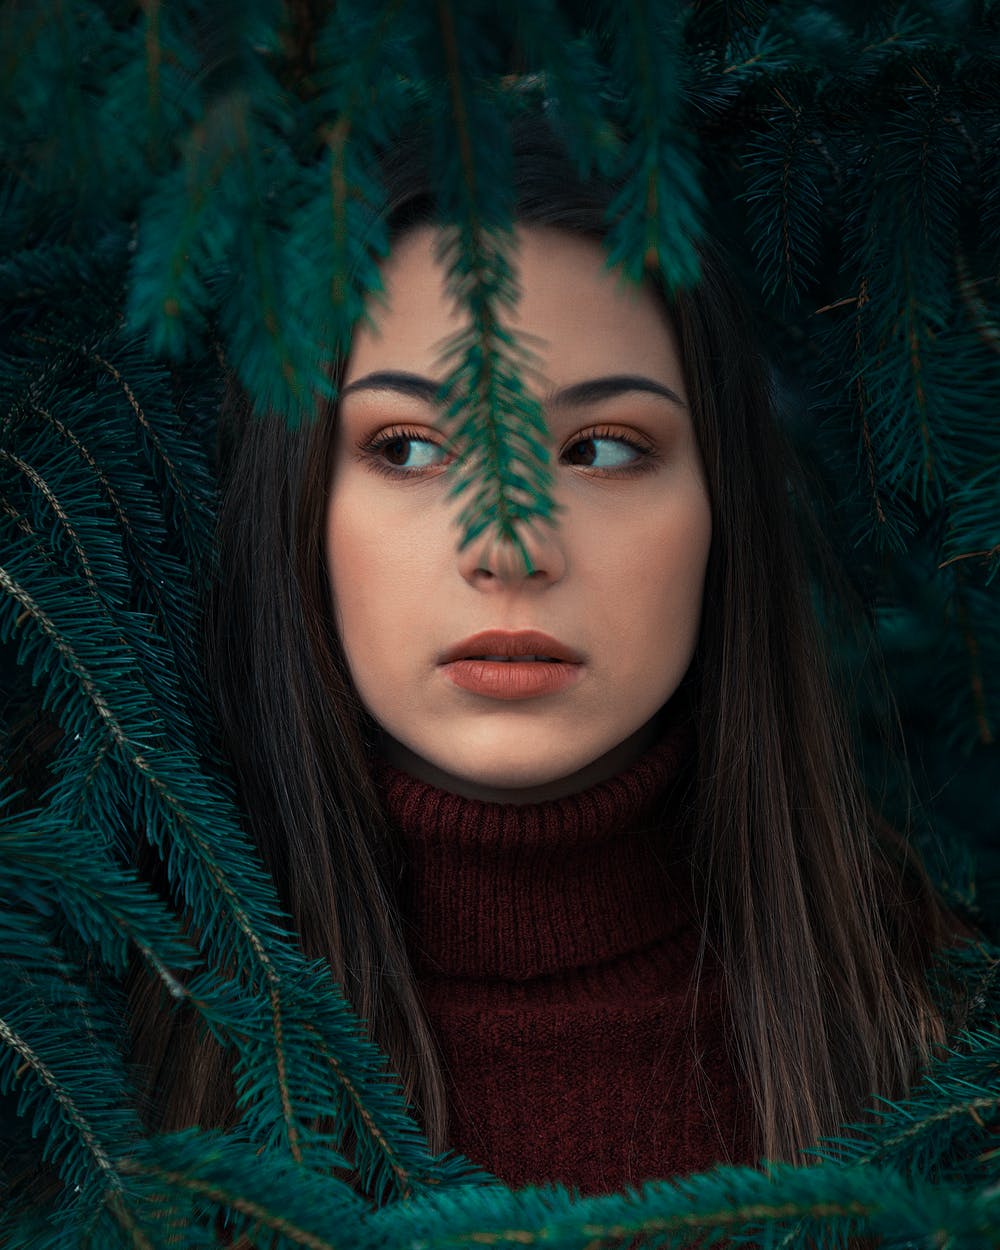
[377,720,756,1194]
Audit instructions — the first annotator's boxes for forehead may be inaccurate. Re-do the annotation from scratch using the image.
[342,225,682,392]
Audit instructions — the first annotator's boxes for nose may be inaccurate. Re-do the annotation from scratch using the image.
[457,516,567,591]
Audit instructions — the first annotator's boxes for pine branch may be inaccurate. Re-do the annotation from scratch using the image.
[364,1158,1000,1249]
[511,2,618,181]
[0,507,444,1196]
[0,794,195,978]
[743,99,826,303]
[0,909,145,1221]
[115,1129,363,1250]
[602,0,704,290]
[815,1004,1000,1183]
[843,77,966,511]
[299,0,422,367]
[420,0,556,567]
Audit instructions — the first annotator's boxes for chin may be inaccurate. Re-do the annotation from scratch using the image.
[433,740,615,802]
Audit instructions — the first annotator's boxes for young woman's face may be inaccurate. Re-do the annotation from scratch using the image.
[326,225,712,803]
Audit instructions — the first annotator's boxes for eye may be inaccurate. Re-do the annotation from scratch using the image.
[361,426,452,476]
[562,427,657,476]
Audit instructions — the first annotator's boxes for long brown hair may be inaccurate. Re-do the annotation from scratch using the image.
[128,115,953,1164]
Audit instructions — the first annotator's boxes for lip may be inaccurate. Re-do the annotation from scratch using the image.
[439,629,584,665]
[440,659,584,700]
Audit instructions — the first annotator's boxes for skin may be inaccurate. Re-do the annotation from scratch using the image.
[325,225,713,804]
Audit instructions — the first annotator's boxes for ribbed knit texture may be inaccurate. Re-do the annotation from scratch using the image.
[377,716,756,1192]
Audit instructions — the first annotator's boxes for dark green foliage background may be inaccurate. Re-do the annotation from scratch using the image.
[1,1,998,1246]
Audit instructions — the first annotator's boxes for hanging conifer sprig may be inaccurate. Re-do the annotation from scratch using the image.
[602,0,705,290]
[943,458,1000,586]
[293,0,425,372]
[126,7,335,425]
[846,89,961,516]
[422,0,557,568]
[742,94,826,304]
[508,1,620,183]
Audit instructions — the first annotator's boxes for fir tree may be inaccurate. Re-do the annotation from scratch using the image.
[1,2,998,1246]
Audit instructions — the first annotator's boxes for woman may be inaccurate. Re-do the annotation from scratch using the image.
[129,116,954,1194]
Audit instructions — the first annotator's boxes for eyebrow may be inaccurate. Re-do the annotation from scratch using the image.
[339,369,687,410]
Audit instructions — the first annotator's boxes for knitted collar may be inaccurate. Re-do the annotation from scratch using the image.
[375,716,698,980]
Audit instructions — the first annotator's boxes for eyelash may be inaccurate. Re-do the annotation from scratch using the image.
[356,424,661,480]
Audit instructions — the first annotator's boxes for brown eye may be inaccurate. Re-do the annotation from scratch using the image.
[565,438,597,466]
[359,426,451,477]
[377,433,445,470]
[562,432,649,471]
[383,436,411,466]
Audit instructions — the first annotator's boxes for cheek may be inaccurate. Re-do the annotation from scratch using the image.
[324,489,384,664]
[324,484,437,665]
[591,487,712,657]
[660,497,713,599]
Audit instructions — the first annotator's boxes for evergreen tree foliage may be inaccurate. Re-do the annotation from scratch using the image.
[1,1,998,1245]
